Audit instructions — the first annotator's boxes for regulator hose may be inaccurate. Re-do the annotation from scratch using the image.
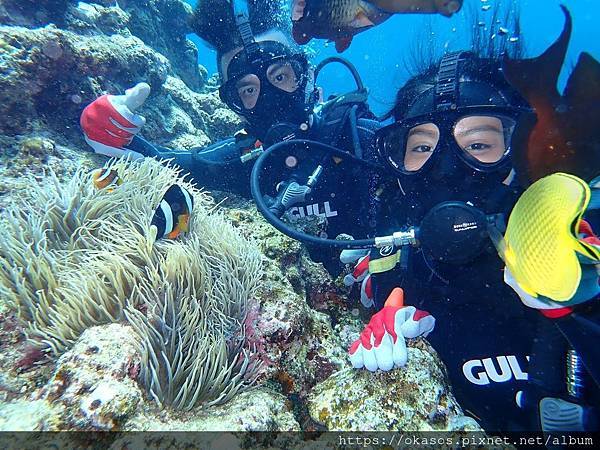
[315,56,365,91]
[250,139,384,249]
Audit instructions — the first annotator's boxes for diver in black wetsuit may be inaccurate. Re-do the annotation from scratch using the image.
[343,51,600,434]
[79,0,382,274]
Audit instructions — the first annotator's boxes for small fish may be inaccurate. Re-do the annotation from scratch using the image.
[291,0,463,53]
[503,5,600,185]
[151,184,194,240]
[91,167,122,191]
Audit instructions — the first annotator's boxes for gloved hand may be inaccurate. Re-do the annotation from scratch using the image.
[80,82,151,159]
[341,248,373,308]
[349,288,435,371]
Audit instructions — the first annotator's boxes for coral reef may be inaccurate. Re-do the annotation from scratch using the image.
[42,323,143,430]
[0,0,240,171]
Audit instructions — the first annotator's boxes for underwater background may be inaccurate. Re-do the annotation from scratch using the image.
[189,0,600,115]
[0,0,598,443]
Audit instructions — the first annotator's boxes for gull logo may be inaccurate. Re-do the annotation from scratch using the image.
[289,201,338,221]
[462,355,529,386]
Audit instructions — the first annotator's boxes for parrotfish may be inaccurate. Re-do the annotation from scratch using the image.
[151,184,194,240]
[291,0,463,52]
[503,5,600,185]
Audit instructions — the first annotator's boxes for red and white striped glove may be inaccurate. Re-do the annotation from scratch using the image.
[349,288,435,371]
[80,82,150,159]
[341,249,374,308]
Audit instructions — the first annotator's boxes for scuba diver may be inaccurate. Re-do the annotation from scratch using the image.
[343,49,600,433]
[79,0,382,274]
[241,8,598,427]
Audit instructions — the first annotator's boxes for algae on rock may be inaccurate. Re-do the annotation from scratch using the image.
[307,345,482,431]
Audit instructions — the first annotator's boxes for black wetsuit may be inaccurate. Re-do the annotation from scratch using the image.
[371,186,600,432]
[126,100,383,273]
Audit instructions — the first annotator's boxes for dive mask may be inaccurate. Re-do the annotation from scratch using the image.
[219,41,312,115]
[376,106,521,176]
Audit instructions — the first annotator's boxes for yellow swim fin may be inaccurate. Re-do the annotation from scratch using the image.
[494,173,600,302]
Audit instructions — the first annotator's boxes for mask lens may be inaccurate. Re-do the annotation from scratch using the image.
[403,123,440,172]
[234,73,261,110]
[266,59,302,93]
[453,115,515,165]
[223,57,305,112]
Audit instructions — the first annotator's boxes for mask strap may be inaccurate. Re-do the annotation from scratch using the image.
[232,0,261,64]
[435,51,467,112]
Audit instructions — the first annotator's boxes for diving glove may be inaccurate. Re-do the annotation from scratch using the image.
[80,82,150,159]
[341,249,373,308]
[349,288,435,372]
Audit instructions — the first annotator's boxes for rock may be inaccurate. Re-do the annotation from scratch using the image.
[0,25,170,138]
[40,323,143,430]
[307,345,482,431]
[123,388,300,431]
[119,0,203,91]
[0,399,59,431]
[220,196,354,429]
[65,2,131,36]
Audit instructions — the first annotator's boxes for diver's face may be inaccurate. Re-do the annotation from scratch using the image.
[403,116,508,172]
[235,60,300,109]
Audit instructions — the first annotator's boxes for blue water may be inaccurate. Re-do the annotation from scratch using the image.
[187,0,600,115]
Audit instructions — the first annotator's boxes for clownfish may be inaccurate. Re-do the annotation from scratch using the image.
[151,184,194,240]
[91,167,122,191]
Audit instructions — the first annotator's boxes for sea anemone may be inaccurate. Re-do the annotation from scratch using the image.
[0,157,263,408]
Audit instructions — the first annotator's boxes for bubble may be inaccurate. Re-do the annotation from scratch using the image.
[482,5,491,11]
[477,21,486,27]
[498,27,509,35]
[364,54,369,61]
[555,104,568,114]
[42,40,63,60]
[70,94,82,104]
[285,156,298,168]
[509,36,520,43]
[319,232,328,239]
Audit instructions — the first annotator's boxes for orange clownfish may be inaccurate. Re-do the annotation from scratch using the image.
[151,184,194,240]
[91,167,123,191]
